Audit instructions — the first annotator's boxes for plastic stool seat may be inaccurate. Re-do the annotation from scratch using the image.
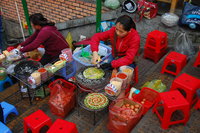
[47,119,78,133]
[24,110,52,133]
[153,90,190,129]
[0,76,13,92]
[170,73,200,106]
[161,51,187,76]
[0,121,12,133]
[1,101,18,124]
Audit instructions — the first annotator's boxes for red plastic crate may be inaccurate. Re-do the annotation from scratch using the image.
[133,87,159,115]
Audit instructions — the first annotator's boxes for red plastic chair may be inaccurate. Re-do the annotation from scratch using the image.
[193,51,200,67]
[24,110,52,133]
[153,90,190,129]
[170,73,200,106]
[47,119,78,133]
[145,30,168,53]
[161,51,187,76]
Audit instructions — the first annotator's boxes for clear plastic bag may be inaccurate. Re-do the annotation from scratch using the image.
[161,13,179,27]
[7,49,21,61]
[48,82,75,117]
[104,0,120,9]
[141,79,166,92]
[174,31,195,59]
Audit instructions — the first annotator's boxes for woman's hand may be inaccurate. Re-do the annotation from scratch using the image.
[92,51,100,64]
[16,45,21,50]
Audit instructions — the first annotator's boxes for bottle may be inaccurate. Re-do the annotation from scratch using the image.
[128,87,140,100]
[111,68,117,79]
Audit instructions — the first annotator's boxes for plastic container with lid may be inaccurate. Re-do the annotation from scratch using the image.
[116,72,128,90]
[61,48,73,62]
[119,65,134,85]
[105,77,123,96]
[38,68,48,82]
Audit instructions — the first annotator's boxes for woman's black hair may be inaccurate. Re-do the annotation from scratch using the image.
[30,13,55,26]
[116,15,136,31]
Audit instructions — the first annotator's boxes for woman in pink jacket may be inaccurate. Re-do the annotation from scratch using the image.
[90,15,140,69]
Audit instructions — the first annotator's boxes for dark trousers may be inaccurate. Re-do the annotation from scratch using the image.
[40,53,59,66]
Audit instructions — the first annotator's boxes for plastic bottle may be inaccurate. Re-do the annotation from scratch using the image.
[128,87,140,100]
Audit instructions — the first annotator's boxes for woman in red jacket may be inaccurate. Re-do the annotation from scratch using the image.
[91,15,140,69]
[18,13,69,65]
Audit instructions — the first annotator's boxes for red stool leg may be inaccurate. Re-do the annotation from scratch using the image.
[161,110,172,129]
[24,121,28,133]
[161,60,168,74]
[194,100,200,110]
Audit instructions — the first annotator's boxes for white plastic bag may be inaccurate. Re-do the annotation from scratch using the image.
[174,31,195,59]
[161,13,179,27]
[104,0,120,9]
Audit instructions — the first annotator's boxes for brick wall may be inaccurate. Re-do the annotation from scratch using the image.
[1,0,110,23]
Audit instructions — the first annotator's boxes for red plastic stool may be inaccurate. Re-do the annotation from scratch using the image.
[47,119,78,133]
[170,73,200,106]
[24,110,52,133]
[193,51,200,67]
[145,30,168,53]
[153,90,190,129]
[144,47,167,63]
[161,51,187,76]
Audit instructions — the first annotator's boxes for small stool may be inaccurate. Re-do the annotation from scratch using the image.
[144,47,167,63]
[0,121,12,133]
[24,110,52,133]
[193,51,200,67]
[0,76,13,92]
[153,90,190,129]
[47,119,78,133]
[1,101,18,124]
[145,30,168,53]
[170,73,200,106]
[161,51,187,76]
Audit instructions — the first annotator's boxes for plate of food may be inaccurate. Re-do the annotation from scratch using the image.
[84,93,109,110]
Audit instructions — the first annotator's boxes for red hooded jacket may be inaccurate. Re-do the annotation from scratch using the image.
[20,26,69,56]
[90,27,140,68]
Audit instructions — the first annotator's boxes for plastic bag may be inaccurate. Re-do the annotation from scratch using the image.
[48,82,76,117]
[6,49,21,61]
[141,79,166,92]
[107,98,143,133]
[174,31,195,59]
[104,0,120,9]
[161,13,179,27]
